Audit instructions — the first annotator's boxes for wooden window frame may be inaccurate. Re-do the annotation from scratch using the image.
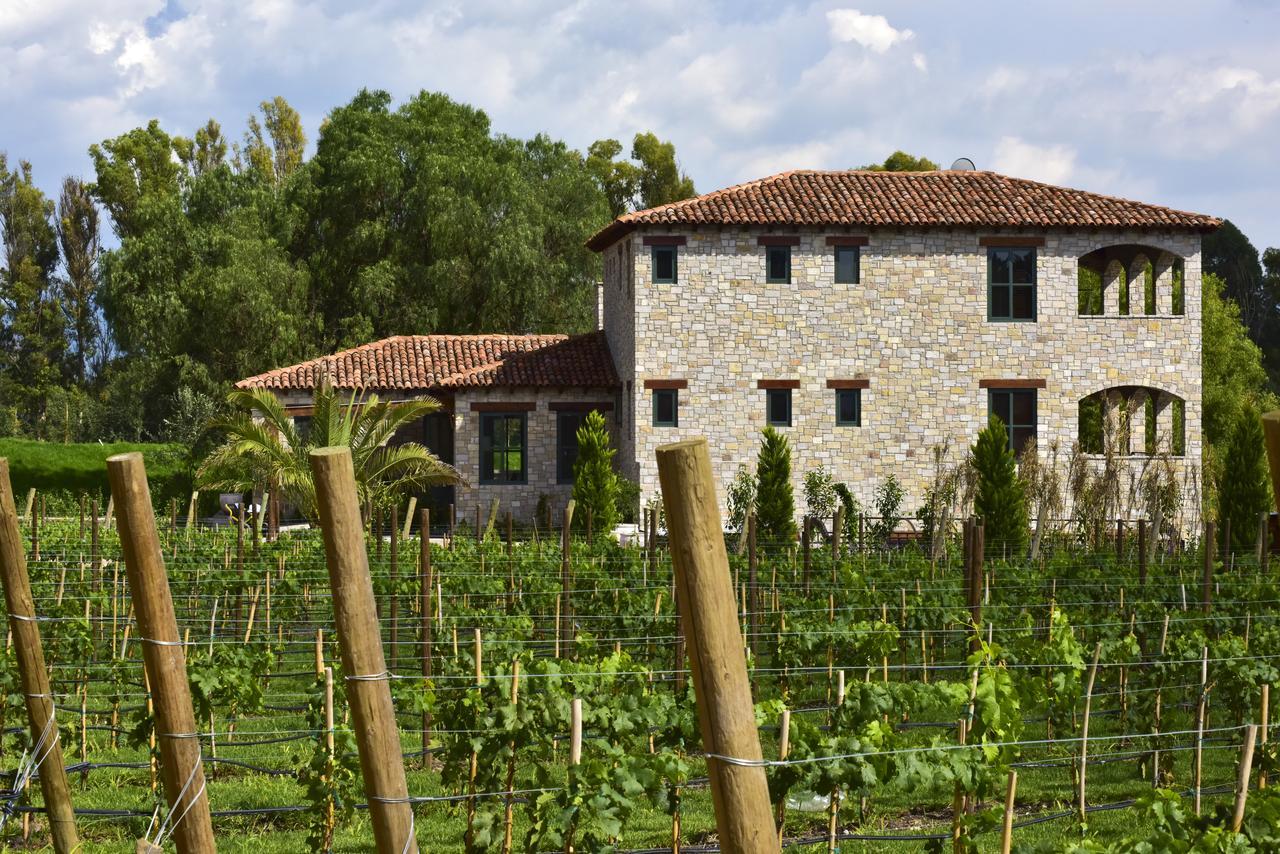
[652,388,679,427]
[987,246,1037,322]
[479,412,528,485]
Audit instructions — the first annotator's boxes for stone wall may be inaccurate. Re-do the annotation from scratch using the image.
[450,388,617,523]
[603,226,1204,531]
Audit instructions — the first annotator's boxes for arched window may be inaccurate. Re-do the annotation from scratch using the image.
[1078,387,1185,456]
[1078,246,1185,317]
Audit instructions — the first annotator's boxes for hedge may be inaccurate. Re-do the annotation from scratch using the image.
[0,439,193,507]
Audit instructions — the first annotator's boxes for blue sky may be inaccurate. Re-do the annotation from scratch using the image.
[3,0,1280,248]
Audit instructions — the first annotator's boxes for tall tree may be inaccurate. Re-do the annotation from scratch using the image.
[755,426,797,545]
[860,151,939,171]
[1217,404,1269,551]
[630,132,696,210]
[260,97,306,182]
[1202,272,1274,452]
[0,156,65,428]
[970,414,1029,557]
[586,139,641,219]
[56,176,102,384]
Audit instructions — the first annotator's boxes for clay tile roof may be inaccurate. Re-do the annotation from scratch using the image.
[236,332,619,392]
[585,170,1222,250]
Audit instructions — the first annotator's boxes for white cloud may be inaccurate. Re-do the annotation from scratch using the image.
[991,137,1076,184]
[826,9,913,53]
[912,52,927,73]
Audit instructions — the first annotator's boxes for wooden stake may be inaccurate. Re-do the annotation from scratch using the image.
[1204,522,1215,615]
[1232,724,1259,832]
[655,438,777,853]
[501,660,521,854]
[1000,771,1017,854]
[775,708,791,844]
[107,453,214,854]
[1262,684,1271,790]
[309,447,418,854]
[402,497,417,541]
[1078,642,1100,827]
[0,460,79,853]
[420,509,433,767]
[1194,646,1208,815]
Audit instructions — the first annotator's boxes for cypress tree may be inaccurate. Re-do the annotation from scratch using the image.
[971,414,1029,557]
[571,409,619,537]
[1219,404,1269,552]
[755,426,797,545]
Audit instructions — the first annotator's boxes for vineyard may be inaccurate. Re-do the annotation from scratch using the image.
[1,480,1279,852]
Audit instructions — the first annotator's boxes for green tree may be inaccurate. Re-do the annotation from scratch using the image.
[970,415,1029,557]
[1203,272,1275,452]
[0,156,65,430]
[56,176,102,385]
[1218,404,1270,552]
[755,426,797,545]
[198,378,458,522]
[585,139,641,219]
[571,409,619,537]
[630,132,696,210]
[859,151,939,171]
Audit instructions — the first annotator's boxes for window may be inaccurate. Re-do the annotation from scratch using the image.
[834,246,860,284]
[988,247,1036,321]
[988,389,1036,454]
[766,388,792,427]
[766,246,791,284]
[556,411,585,484]
[652,389,678,427]
[292,415,312,444]
[652,245,677,284]
[1172,398,1186,456]
[479,413,527,484]
[835,389,861,426]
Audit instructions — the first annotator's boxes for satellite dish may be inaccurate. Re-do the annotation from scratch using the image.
[950,157,977,171]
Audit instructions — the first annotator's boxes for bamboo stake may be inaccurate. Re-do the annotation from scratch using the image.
[0,460,79,853]
[654,438,777,853]
[309,448,417,854]
[107,453,214,854]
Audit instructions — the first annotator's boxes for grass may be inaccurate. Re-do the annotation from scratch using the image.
[0,438,191,506]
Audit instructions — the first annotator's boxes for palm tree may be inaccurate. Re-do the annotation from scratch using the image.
[198,378,459,523]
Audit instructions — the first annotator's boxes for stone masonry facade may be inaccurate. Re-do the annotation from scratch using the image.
[602,227,1203,529]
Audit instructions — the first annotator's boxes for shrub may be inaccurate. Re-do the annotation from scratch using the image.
[834,483,861,544]
[725,465,757,536]
[870,474,904,547]
[0,438,192,506]
[755,427,797,545]
[803,465,837,520]
[1218,404,1269,552]
[572,410,619,537]
[615,477,641,525]
[971,415,1029,557]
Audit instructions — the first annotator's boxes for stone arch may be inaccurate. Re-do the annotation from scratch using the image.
[1078,245,1185,318]
[1078,386,1186,456]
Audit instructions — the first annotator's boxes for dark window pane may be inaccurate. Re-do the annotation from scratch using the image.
[767,389,791,425]
[1012,285,1034,319]
[480,414,526,484]
[835,246,859,284]
[557,412,584,484]
[1010,248,1035,284]
[989,250,1012,284]
[1011,427,1036,454]
[653,390,677,426]
[767,247,790,283]
[1011,391,1036,425]
[653,247,676,283]
[836,389,860,425]
[990,285,1011,318]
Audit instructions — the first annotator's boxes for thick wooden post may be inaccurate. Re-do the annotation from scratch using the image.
[107,453,214,854]
[655,438,778,854]
[0,461,78,853]
[310,448,417,854]
[1233,724,1259,832]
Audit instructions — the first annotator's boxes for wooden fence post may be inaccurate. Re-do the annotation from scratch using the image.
[0,461,78,853]
[310,448,418,854]
[107,453,214,854]
[655,438,778,853]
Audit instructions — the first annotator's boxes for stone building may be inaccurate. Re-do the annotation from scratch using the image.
[239,168,1219,530]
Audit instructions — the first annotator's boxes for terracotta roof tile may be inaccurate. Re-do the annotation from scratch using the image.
[236,332,619,392]
[586,170,1221,250]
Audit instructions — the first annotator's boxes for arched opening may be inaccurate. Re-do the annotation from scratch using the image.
[1078,245,1184,317]
[1078,386,1185,456]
